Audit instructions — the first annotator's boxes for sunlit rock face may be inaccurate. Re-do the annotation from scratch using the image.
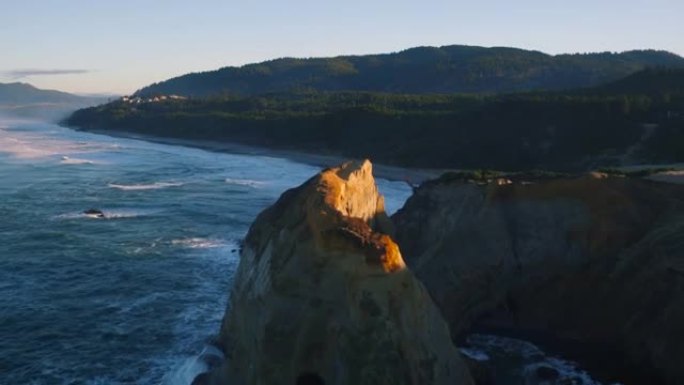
[211,160,473,385]
[393,173,684,384]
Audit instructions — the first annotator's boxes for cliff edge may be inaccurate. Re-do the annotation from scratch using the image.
[393,173,684,384]
[206,160,473,385]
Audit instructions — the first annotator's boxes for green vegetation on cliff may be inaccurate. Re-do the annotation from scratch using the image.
[135,46,684,97]
[65,69,684,171]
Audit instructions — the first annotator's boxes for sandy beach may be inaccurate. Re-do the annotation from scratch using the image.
[75,128,684,186]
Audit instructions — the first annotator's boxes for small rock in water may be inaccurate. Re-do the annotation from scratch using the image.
[83,208,105,218]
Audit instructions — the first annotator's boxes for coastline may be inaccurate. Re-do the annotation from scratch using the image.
[69,127,684,185]
[79,128,448,184]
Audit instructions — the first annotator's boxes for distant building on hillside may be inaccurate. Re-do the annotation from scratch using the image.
[119,94,186,104]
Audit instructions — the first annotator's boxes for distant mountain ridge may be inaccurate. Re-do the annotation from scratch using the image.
[590,67,684,96]
[0,82,109,120]
[135,45,684,97]
[0,82,88,104]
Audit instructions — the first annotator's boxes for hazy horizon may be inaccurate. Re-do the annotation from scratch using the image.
[2,0,682,94]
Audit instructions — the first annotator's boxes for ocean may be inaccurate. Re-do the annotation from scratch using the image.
[0,118,616,385]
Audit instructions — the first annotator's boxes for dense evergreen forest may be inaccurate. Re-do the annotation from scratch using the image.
[135,46,684,97]
[65,68,684,170]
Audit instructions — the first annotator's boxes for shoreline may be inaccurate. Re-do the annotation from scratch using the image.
[69,127,684,185]
[78,128,449,184]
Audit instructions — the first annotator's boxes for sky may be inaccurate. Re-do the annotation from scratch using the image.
[1,0,682,94]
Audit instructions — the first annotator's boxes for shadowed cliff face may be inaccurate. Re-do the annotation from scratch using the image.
[208,160,473,385]
[392,174,684,384]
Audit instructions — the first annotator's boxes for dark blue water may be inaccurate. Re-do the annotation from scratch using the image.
[0,118,619,385]
[0,118,412,384]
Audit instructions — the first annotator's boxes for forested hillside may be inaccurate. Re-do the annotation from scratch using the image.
[135,46,684,97]
[65,69,684,170]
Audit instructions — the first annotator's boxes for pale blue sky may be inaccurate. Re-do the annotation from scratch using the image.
[1,0,682,94]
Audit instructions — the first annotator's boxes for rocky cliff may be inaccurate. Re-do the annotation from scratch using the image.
[205,160,473,385]
[392,172,684,384]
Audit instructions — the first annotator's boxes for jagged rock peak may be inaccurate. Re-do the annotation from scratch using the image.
[207,159,473,385]
[320,159,386,222]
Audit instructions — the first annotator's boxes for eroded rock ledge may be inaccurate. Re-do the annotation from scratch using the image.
[393,172,684,385]
[204,160,473,385]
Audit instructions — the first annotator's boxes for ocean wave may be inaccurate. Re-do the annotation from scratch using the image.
[161,344,224,385]
[108,182,185,191]
[0,126,109,160]
[465,334,543,358]
[224,178,266,188]
[100,210,150,219]
[116,292,169,314]
[0,136,57,159]
[523,358,608,385]
[460,347,490,362]
[171,238,229,249]
[463,334,618,385]
[60,156,97,165]
[54,209,156,220]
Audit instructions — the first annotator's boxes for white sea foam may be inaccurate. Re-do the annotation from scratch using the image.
[108,182,185,191]
[171,238,229,249]
[161,345,224,385]
[101,210,149,219]
[0,136,59,159]
[60,157,97,165]
[53,212,98,220]
[463,334,620,385]
[54,209,156,220]
[523,359,611,385]
[0,126,107,160]
[466,334,543,358]
[161,356,208,385]
[460,347,490,362]
[117,292,168,314]
[224,177,266,188]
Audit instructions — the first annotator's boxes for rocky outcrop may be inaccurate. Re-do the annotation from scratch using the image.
[392,173,684,384]
[206,160,473,385]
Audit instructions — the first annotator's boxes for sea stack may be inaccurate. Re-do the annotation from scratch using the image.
[209,160,473,385]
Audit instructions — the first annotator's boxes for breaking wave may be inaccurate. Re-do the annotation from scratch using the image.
[224,178,266,188]
[171,238,231,249]
[60,157,97,165]
[108,182,185,191]
[461,334,623,385]
[54,209,158,220]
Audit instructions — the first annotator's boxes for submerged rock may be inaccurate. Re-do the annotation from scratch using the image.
[393,173,684,384]
[83,208,105,218]
[206,160,473,385]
